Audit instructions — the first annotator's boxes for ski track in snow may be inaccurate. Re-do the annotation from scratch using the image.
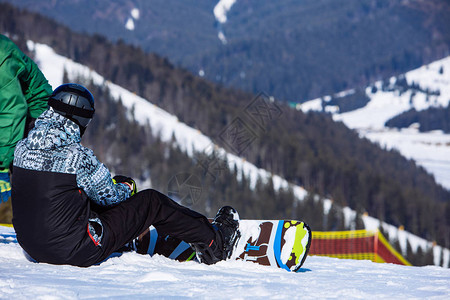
[0,227,449,299]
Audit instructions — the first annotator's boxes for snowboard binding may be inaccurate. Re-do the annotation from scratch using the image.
[193,206,241,264]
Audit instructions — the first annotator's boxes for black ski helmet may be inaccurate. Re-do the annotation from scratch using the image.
[48,83,95,134]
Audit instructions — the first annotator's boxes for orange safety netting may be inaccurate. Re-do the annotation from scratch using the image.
[310,230,411,266]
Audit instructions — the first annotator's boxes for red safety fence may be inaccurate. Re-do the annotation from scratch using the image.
[310,229,411,266]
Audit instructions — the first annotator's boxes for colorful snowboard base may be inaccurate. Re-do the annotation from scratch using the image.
[136,220,312,272]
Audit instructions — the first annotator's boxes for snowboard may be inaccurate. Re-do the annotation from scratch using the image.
[135,220,312,272]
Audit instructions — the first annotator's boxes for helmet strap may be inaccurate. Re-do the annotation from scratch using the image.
[48,97,95,118]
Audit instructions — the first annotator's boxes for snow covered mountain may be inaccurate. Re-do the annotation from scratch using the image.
[27,40,449,267]
[1,225,449,299]
[301,56,450,190]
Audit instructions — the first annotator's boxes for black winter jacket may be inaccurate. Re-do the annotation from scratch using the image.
[12,108,131,265]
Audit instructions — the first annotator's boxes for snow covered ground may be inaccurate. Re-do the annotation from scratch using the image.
[302,56,450,190]
[0,226,449,299]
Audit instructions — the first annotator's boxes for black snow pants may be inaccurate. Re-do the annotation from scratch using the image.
[78,189,216,267]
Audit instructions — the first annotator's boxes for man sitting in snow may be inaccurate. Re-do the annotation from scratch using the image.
[11,83,240,267]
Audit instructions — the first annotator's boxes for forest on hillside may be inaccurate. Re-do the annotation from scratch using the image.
[386,106,450,133]
[2,0,449,101]
[0,3,449,252]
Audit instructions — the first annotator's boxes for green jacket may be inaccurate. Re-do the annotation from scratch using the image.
[0,34,52,170]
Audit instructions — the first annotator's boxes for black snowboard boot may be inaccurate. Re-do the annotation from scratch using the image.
[193,206,240,265]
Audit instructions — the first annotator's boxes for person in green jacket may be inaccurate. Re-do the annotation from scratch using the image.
[0,34,52,203]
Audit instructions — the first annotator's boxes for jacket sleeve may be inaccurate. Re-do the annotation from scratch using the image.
[19,52,52,119]
[76,148,131,206]
[0,35,52,169]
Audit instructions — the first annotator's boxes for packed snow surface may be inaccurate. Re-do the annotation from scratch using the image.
[0,226,449,299]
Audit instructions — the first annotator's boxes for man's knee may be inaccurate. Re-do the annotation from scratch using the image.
[135,189,168,207]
